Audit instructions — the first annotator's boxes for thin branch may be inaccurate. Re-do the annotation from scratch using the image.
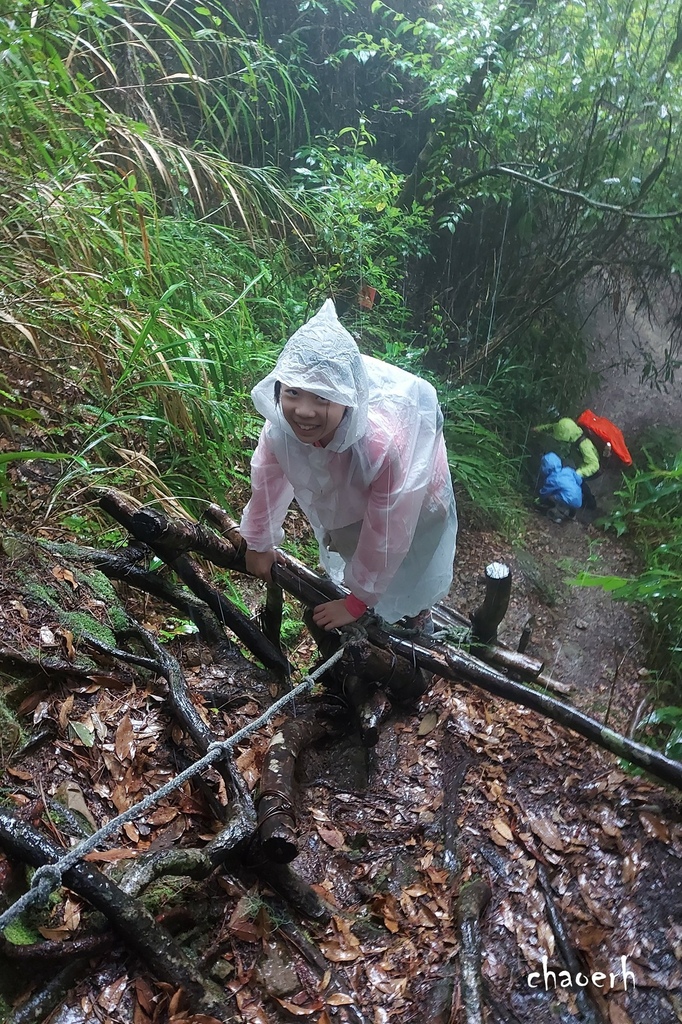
[456,165,682,220]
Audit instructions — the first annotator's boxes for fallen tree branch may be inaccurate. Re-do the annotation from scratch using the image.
[455,164,682,220]
[377,631,682,790]
[0,651,344,936]
[136,505,568,694]
[88,505,682,788]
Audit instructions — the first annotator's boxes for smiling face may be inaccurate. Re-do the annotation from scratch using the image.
[279,386,347,446]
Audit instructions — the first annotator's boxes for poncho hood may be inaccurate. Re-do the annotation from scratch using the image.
[250,299,369,453]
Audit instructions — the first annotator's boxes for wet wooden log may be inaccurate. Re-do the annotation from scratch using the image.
[259,582,284,652]
[257,714,330,864]
[340,639,430,703]
[129,505,241,568]
[342,677,392,746]
[517,615,535,654]
[0,931,113,966]
[470,562,512,646]
[456,878,492,1024]
[89,506,682,789]
[442,737,473,879]
[102,505,563,695]
[97,490,289,676]
[0,811,235,1021]
[204,503,247,558]
[432,604,574,693]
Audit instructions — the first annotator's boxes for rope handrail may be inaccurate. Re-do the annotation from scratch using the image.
[0,645,347,934]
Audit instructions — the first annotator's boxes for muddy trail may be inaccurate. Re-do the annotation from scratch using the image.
[1,291,682,1024]
[0,498,680,1024]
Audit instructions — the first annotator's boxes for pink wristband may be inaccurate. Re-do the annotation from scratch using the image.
[344,594,368,619]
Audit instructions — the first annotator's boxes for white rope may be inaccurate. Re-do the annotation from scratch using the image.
[0,645,347,933]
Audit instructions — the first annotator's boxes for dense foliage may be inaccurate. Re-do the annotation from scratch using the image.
[1,0,682,712]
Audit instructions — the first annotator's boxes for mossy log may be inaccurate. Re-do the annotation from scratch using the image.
[0,811,234,1021]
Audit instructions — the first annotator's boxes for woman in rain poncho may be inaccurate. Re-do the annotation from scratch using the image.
[239,300,458,631]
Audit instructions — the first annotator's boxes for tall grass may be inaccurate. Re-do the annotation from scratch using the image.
[0,0,318,515]
[599,444,682,700]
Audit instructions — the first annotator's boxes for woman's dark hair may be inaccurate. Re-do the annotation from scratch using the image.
[274,380,281,405]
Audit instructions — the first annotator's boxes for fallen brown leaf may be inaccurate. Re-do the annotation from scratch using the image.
[638,811,670,843]
[274,997,323,1016]
[115,713,135,761]
[529,817,567,852]
[51,565,79,589]
[418,711,439,736]
[84,848,137,862]
[317,825,345,850]
[326,993,356,1006]
[492,817,514,842]
[608,1002,634,1024]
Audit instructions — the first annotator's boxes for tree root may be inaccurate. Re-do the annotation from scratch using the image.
[255,862,331,924]
[536,862,607,1024]
[425,736,474,1023]
[0,811,235,1020]
[0,931,113,965]
[456,878,492,1024]
[8,960,89,1024]
[43,537,235,653]
[277,916,368,1024]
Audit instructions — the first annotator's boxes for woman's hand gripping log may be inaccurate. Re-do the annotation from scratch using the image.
[244,548,361,631]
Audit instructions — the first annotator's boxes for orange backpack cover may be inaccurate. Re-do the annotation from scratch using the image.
[577,410,632,466]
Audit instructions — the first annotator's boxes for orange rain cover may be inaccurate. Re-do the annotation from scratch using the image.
[577,410,633,465]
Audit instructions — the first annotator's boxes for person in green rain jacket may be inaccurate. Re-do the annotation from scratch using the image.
[532,418,601,479]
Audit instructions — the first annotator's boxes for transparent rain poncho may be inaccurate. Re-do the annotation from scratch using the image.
[239,299,457,622]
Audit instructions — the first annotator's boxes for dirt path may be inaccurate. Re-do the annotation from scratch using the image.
[448,279,682,726]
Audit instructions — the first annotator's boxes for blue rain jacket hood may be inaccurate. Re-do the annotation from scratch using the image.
[539,452,583,508]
